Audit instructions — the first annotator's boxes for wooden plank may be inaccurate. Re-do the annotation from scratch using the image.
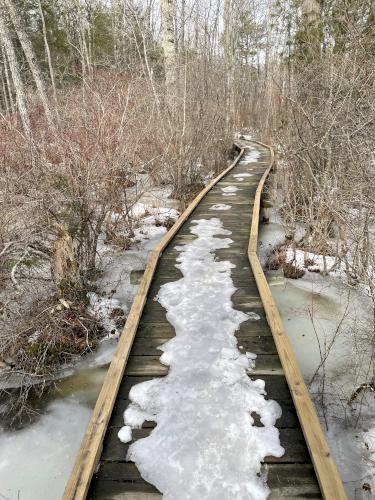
[100,427,310,464]
[247,141,347,499]
[130,335,278,356]
[115,374,292,402]
[62,148,246,500]
[108,397,299,430]
[89,464,321,499]
[125,354,283,376]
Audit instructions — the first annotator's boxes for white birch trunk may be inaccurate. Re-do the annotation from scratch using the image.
[0,8,31,135]
[160,0,177,98]
[3,0,54,124]
[1,43,15,116]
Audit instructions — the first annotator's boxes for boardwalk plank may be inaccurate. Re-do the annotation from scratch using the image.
[101,428,310,464]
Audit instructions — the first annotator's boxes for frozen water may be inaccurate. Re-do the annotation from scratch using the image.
[123,218,283,499]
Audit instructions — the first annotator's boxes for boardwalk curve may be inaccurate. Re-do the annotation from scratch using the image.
[63,140,346,500]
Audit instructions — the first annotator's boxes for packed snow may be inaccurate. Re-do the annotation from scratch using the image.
[120,218,283,499]
[209,204,232,211]
[118,425,132,443]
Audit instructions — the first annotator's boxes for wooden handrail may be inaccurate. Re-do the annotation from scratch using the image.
[62,147,245,500]
[247,140,347,500]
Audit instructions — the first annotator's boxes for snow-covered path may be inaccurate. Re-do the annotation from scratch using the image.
[84,142,326,500]
[120,218,283,499]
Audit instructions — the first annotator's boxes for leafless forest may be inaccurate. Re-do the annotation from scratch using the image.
[0,0,374,416]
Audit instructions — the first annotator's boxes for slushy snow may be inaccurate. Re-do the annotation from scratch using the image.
[121,218,284,499]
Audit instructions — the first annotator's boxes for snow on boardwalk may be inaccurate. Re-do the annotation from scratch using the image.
[84,142,323,500]
[120,218,283,499]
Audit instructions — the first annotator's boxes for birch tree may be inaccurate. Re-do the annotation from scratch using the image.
[160,0,177,100]
[0,6,30,135]
[3,0,54,124]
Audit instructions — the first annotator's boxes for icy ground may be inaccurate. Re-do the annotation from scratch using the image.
[0,186,179,500]
[258,208,375,499]
[120,218,283,500]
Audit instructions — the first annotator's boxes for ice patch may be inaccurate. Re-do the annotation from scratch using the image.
[122,218,283,499]
[209,204,232,211]
[234,173,254,178]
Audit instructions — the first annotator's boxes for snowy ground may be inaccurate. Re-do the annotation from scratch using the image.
[258,209,375,499]
[87,187,179,353]
[119,217,283,500]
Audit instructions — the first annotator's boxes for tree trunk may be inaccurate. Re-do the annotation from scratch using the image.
[37,0,57,106]
[160,0,177,100]
[0,7,31,136]
[1,43,15,117]
[3,0,54,125]
[180,0,185,53]
[301,0,321,58]
[52,224,78,297]
[223,0,234,131]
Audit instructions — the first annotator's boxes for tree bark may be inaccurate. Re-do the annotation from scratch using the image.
[301,0,321,58]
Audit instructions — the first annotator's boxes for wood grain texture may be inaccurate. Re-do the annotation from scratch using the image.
[247,140,347,500]
[62,149,245,500]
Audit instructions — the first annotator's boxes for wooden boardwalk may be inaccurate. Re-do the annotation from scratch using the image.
[63,141,346,500]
